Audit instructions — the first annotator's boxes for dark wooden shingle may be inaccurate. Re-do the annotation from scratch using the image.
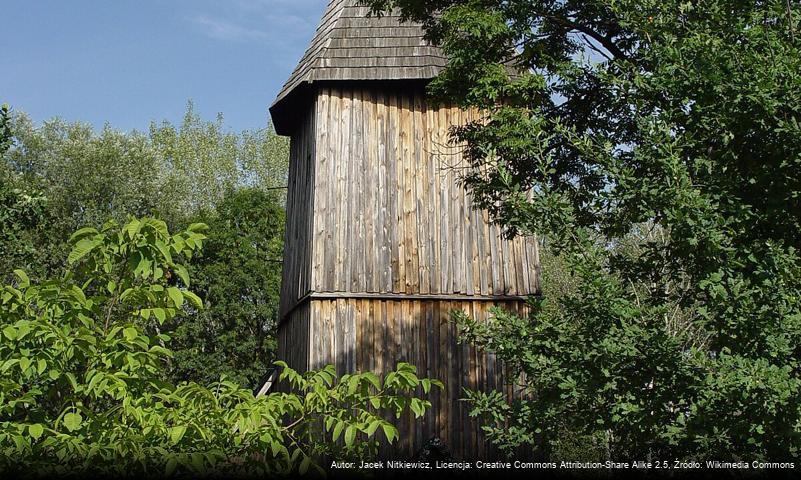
[271,0,446,119]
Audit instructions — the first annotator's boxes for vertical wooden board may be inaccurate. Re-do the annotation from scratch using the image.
[333,298,342,375]
[528,237,541,294]
[295,112,305,302]
[387,92,401,291]
[489,224,501,294]
[387,300,398,374]
[500,228,512,294]
[366,299,375,372]
[469,302,480,456]
[423,301,436,440]
[473,205,486,296]
[328,300,337,374]
[307,303,315,370]
[349,299,357,372]
[311,301,329,374]
[399,300,410,451]
[449,301,461,451]
[514,239,527,295]
[278,127,297,315]
[324,89,341,292]
[424,98,439,295]
[301,109,314,299]
[340,91,353,292]
[520,237,532,295]
[350,89,364,292]
[469,206,482,298]
[414,92,430,294]
[314,301,322,371]
[376,91,391,292]
[410,93,423,294]
[312,90,329,291]
[412,300,423,447]
[480,210,491,296]
[441,300,454,447]
[363,89,377,293]
[432,300,443,436]
[437,106,451,293]
[378,300,387,375]
[446,107,461,294]
[396,92,416,293]
[356,298,363,372]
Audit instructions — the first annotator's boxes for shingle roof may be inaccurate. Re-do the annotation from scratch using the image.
[269,0,446,133]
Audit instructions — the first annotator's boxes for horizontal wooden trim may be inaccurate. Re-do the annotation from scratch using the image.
[280,290,536,323]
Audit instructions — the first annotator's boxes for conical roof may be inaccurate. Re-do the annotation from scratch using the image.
[269,0,446,134]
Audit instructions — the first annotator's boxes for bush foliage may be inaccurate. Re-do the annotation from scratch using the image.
[0,218,439,476]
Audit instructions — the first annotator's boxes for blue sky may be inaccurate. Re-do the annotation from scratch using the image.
[2,0,329,133]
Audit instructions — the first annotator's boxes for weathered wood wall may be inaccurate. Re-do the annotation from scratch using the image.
[278,298,527,458]
[277,84,539,459]
[311,86,539,297]
[278,101,316,319]
[280,86,539,312]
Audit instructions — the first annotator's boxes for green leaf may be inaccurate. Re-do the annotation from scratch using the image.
[381,424,397,443]
[19,357,31,372]
[123,327,138,341]
[28,424,44,440]
[183,290,203,309]
[65,372,78,391]
[332,421,344,442]
[13,269,29,288]
[153,308,166,323]
[167,287,184,308]
[344,425,356,447]
[68,226,98,243]
[125,219,141,239]
[365,419,381,437]
[2,326,17,340]
[68,238,100,264]
[422,378,431,394]
[174,264,190,287]
[170,425,187,445]
[63,412,83,432]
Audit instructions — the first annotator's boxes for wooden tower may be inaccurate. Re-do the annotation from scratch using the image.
[269,0,540,458]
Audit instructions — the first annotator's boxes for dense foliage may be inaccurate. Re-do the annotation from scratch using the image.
[371,0,801,461]
[1,105,288,387]
[1,103,289,280]
[0,217,439,476]
[168,188,285,386]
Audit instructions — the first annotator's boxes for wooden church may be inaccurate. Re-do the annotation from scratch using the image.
[269,0,540,458]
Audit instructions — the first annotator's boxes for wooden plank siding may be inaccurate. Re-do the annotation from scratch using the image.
[278,99,317,319]
[276,85,540,459]
[308,86,540,297]
[279,298,530,459]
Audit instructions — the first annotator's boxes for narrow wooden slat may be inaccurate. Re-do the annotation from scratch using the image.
[341,91,353,292]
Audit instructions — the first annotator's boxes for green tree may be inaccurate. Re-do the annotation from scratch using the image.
[1,102,289,270]
[167,188,285,386]
[371,0,801,460]
[0,104,12,155]
[1,106,290,387]
[0,217,439,476]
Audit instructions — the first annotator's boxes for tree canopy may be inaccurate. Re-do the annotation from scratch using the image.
[0,105,289,388]
[370,0,801,460]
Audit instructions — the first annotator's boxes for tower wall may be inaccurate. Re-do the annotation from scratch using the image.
[277,85,539,458]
